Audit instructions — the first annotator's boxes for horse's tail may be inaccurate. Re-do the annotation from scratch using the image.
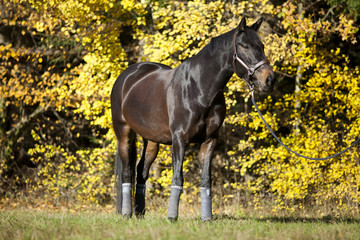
[115,142,122,214]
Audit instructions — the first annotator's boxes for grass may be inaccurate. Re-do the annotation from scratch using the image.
[1,208,360,240]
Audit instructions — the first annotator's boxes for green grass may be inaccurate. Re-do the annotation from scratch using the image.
[1,209,360,240]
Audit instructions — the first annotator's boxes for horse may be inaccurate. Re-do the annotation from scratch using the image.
[111,17,275,221]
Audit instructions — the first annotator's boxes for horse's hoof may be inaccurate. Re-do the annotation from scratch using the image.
[134,208,145,217]
[135,213,145,219]
[122,214,132,219]
[201,218,212,222]
[167,217,178,223]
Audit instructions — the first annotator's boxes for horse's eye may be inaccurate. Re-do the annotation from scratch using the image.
[238,43,249,49]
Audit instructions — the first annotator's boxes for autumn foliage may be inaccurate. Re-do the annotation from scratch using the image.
[1,0,359,215]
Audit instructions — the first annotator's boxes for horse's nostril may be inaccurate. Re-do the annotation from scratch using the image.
[266,76,272,86]
[266,75,275,88]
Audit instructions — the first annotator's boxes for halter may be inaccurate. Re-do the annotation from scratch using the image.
[232,30,269,90]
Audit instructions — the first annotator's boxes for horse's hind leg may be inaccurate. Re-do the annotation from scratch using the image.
[135,139,159,217]
[115,124,136,217]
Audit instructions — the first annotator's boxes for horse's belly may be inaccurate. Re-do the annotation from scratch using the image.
[124,113,172,144]
[122,83,172,144]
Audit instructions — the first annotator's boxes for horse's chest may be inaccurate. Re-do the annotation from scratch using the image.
[171,102,224,143]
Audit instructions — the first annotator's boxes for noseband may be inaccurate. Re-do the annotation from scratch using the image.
[232,30,269,90]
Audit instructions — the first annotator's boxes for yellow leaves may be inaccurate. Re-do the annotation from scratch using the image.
[30,130,41,142]
[27,141,116,205]
[121,0,140,11]
[35,21,46,33]
[142,0,228,65]
[335,14,358,44]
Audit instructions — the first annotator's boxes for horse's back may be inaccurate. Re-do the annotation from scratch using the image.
[111,62,174,144]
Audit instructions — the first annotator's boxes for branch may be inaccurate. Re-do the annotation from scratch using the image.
[274,70,294,78]
[6,75,66,139]
[6,101,52,139]
[52,109,79,148]
[322,5,336,22]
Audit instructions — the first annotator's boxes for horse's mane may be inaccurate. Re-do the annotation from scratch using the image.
[208,29,235,54]
[186,29,235,60]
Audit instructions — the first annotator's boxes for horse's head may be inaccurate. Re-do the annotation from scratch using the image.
[232,17,275,92]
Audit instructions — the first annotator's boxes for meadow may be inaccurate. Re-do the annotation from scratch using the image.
[1,207,360,240]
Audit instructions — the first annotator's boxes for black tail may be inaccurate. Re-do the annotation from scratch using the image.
[115,143,122,214]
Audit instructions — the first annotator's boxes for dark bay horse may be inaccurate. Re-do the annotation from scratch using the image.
[111,17,275,221]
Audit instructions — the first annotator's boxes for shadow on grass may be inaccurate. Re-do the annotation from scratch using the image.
[212,213,360,224]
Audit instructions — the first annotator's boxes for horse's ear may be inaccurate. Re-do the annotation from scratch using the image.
[237,17,246,32]
[251,17,263,32]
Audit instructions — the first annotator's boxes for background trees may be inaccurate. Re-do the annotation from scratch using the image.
[1,0,359,214]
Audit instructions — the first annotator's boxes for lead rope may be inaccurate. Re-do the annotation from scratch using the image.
[250,89,360,160]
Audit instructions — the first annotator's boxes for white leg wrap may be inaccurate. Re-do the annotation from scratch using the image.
[167,186,183,220]
[200,187,212,221]
[122,183,132,216]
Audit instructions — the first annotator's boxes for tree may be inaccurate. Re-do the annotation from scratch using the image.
[0,0,82,193]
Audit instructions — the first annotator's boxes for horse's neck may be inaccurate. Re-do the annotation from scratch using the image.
[188,42,233,96]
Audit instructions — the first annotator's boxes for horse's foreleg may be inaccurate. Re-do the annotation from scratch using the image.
[199,137,217,221]
[135,139,159,217]
[167,135,186,221]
